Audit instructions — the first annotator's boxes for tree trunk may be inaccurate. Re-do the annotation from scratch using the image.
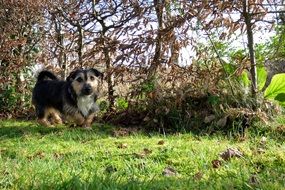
[54,16,67,78]
[77,23,83,68]
[104,46,115,111]
[147,0,164,80]
[92,0,115,111]
[243,0,257,106]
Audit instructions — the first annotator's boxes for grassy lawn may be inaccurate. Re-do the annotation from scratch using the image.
[0,119,285,189]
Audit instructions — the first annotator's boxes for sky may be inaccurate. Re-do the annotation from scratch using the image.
[178,9,278,67]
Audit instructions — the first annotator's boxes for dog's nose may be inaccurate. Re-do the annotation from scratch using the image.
[83,84,92,95]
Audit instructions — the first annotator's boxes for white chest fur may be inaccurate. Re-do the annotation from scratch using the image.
[77,96,96,117]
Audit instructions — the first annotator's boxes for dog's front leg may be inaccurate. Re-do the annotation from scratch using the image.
[49,108,63,125]
[83,113,96,129]
[74,114,85,126]
[71,113,85,127]
[38,118,51,127]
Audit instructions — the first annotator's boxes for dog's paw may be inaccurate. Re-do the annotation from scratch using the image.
[69,124,78,128]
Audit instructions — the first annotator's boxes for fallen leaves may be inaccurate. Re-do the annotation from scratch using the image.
[209,147,244,170]
[134,148,153,158]
[212,159,222,169]
[256,148,265,154]
[105,165,117,174]
[219,148,243,161]
[204,114,215,124]
[158,140,165,145]
[276,125,285,133]
[162,167,177,177]
[217,116,228,128]
[143,148,152,154]
[27,151,45,160]
[249,174,259,186]
[133,152,145,158]
[194,171,203,180]
[112,127,139,137]
[0,148,7,154]
[117,143,128,149]
[53,152,64,159]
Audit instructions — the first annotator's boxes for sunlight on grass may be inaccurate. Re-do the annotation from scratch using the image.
[0,119,285,189]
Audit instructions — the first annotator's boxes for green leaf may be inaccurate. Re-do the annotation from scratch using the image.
[239,71,250,87]
[207,95,220,105]
[274,93,285,102]
[224,63,236,75]
[257,66,267,90]
[264,73,285,99]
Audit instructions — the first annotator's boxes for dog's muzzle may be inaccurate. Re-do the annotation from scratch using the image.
[82,84,93,95]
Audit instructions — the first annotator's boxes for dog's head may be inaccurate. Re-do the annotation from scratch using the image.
[67,68,103,97]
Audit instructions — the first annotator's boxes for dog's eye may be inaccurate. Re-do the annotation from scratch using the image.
[90,76,95,81]
[76,77,83,82]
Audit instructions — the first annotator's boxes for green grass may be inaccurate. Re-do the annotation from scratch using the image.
[0,119,285,189]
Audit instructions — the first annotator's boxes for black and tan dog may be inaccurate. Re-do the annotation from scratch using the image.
[32,68,103,129]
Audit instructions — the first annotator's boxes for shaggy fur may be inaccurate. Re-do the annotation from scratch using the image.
[32,69,103,128]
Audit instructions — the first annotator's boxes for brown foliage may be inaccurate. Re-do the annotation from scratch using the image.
[0,1,279,124]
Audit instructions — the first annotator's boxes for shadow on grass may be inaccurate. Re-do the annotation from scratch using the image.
[33,173,262,190]
[43,177,198,190]
[0,121,64,139]
[0,120,115,141]
[1,118,285,143]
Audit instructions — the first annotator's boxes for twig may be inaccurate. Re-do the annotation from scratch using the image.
[202,25,236,97]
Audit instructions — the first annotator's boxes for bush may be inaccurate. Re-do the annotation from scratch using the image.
[0,70,34,118]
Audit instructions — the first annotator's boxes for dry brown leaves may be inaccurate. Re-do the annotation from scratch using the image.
[117,143,128,149]
[194,171,203,181]
[219,148,243,161]
[112,127,139,137]
[212,159,222,169]
[162,166,177,177]
[157,140,165,145]
[133,148,152,158]
[27,151,45,160]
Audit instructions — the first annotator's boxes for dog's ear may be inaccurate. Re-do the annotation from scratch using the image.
[66,70,79,81]
[90,68,104,80]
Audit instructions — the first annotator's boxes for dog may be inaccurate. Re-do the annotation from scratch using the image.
[32,68,103,129]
